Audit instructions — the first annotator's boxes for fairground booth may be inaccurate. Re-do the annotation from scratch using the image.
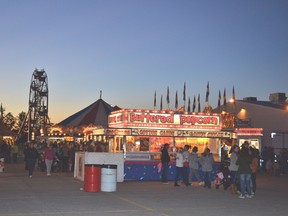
[235,128,263,151]
[74,108,239,182]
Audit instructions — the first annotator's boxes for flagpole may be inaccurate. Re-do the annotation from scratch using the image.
[198,94,201,113]
[154,90,156,110]
[205,81,209,106]
[160,95,163,110]
[183,82,186,112]
[166,86,170,109]
[223,88,227,112]
[192,95,196,112]
[218,90,221,112]
[175,91,178,110]
[232,86,236,125]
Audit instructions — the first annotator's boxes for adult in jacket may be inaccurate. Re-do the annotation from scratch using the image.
[26,142,39,178]
[161,143,170,184]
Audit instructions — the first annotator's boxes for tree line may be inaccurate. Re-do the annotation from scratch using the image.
[0,104,28,135]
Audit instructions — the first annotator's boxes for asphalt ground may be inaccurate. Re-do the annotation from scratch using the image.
[0,162,287,216]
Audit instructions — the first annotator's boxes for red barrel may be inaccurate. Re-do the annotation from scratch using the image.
[84,165,101,192]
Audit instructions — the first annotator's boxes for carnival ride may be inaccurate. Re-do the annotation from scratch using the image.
[18,69,50,141]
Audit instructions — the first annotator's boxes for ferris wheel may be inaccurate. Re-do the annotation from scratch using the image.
[27,69,50,141]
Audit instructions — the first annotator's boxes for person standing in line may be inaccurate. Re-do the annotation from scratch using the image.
[43,145,56,176]
[182,145,191,186]
[200,148,214,189]
[189,146,203,186]
[228,145,239,195]
[161,143,170,184]
[250,147,259,195]
[174,147,184,186]
[237,141,253,199]
[26,142,39,178]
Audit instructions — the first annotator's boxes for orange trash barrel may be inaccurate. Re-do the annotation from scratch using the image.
[84,164,101,192]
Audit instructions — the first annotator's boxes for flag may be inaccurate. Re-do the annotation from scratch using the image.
[183,82,186,101]
[154,91,156,109]
[218,90,221,107]
[205,82,209,102]
[187,97,191,112]
[175,91,178,109]
[198,94,201,112]
[223,88,226,106]
[232,86,235,102]
[166,87,170,106]
[192,96,196,112]
[160,95,163,110]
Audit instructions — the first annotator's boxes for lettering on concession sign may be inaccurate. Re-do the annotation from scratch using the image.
[131,129,230,138]
[108,109,222,130]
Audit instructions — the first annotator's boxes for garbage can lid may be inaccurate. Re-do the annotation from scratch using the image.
[102,164,117,169]
[85,164,102,168]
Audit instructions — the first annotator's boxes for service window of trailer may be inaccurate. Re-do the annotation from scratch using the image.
[149,137,174,152]
[112,136,124,152]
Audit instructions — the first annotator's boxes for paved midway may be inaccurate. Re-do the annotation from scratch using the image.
[1,162,287,216]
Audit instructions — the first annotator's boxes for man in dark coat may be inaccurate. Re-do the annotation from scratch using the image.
[25,142,39,178]
[161,143,170,184]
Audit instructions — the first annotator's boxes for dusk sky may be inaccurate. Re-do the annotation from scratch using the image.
[1,0,287,124]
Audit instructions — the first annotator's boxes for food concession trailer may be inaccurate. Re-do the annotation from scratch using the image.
[80,109,236,181]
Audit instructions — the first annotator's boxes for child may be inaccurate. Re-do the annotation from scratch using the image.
[214,169,224,189]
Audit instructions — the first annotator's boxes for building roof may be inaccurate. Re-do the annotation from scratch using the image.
[240,100,287,110]
[214,99,288,131]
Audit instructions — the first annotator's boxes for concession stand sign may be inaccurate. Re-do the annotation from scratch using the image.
[130,129,231,138]
[108,109,222,131]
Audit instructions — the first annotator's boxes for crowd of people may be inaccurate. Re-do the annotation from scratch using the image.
[160,141,288,199]
[21,141,79,178]
[1,138,288,196]
[27,140,111,176]
[261,146,288,176]
[0,140,87,176]
[0,141,19,164]
[0,140,108,171]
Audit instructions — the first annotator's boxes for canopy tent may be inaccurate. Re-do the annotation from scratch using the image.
[57,99,120,127]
